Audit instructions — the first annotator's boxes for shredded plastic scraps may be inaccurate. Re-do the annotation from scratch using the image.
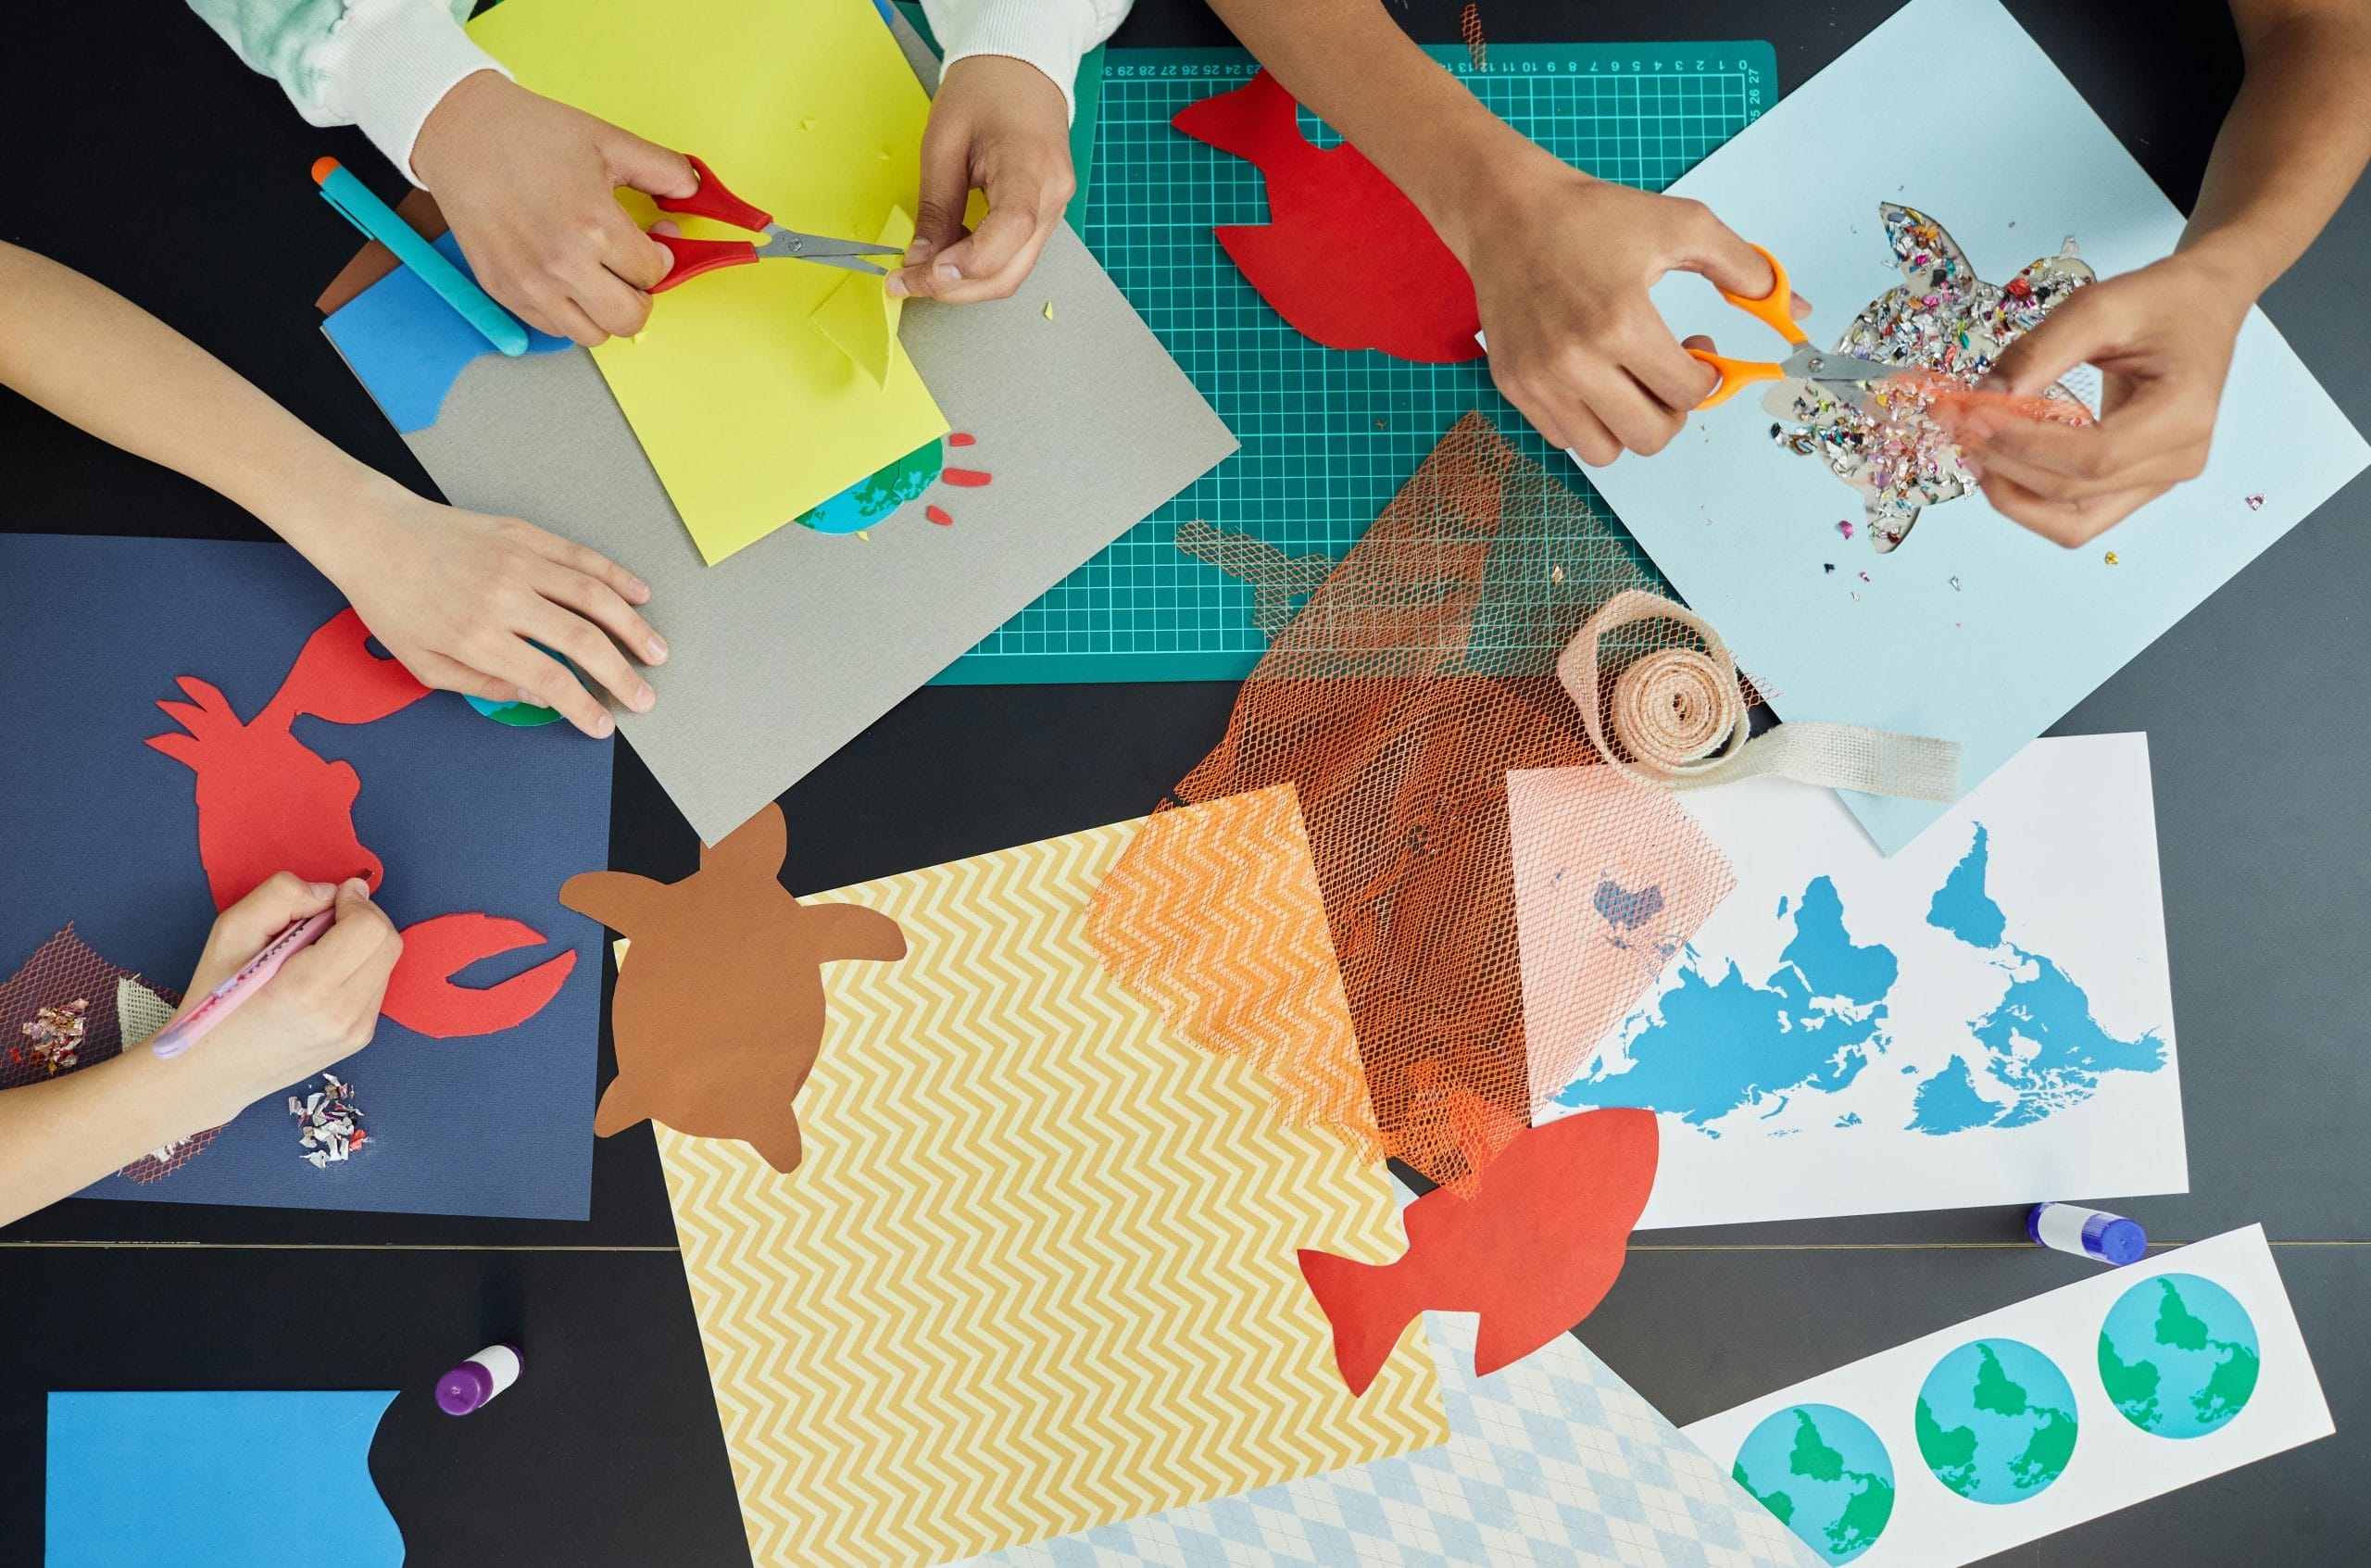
[289,1074,369,1168]
[19,998,87,1076]
[1767,203,2093,552]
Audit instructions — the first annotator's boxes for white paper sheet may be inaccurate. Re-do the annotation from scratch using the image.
[1530,734,2185,1228]
[1683,1227,2330,1567]
[1566,0,2369,856]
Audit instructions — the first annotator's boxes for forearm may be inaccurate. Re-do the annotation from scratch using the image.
[2183,1,2371,297]
[1198,0,1553,255]
[0,244,400,568]
[0,1051,222,1228]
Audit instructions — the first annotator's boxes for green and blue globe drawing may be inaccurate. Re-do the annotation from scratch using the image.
[2099,1273,2262,1438]
[1731,1403,1895,1563]
[1914,1337,2078,1503]
[795,438,943,534]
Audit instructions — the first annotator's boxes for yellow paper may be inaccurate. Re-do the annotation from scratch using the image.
[654,792,1448,1567]
[810,207,912,388]
[469,0,948,563]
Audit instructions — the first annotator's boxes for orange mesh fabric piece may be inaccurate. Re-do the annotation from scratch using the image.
[1169,412,1737,1191]
[0,926,212,1183]
[1088,784,1385,1164]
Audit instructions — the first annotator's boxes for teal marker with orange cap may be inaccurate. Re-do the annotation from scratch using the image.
[311,157,529,358]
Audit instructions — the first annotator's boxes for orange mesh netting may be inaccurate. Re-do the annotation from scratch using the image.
[1089,784,1385,1164]
[1,925,214,1184]
[1159,412,1741,1191]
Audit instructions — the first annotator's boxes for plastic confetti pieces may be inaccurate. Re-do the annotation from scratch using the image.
[2246,494,2266,510]
[288,1073,368,1168]
[18,998,87,1076]
[1824,563,1837,574]
[2104,551,2120,566]
[1837,519,1856,539]
[1950,576,1963,590]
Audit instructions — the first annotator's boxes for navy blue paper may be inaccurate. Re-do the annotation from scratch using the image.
[0,533,610,1219]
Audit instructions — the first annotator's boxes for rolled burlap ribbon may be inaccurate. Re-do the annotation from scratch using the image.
[1556,590,1960,802]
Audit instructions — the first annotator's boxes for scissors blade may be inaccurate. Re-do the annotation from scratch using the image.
[1777,343,1910,414]
[754,227,904,274]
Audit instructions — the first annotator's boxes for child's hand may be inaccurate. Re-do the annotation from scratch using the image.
[175,875,402,1127]
[1459,157,1799,465]
[1950,255,2249,546]
[411,71,696,345]
[886,56,1076,305]
[313,483,666,739]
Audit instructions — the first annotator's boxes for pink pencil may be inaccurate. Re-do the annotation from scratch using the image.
[147,910,334,1060]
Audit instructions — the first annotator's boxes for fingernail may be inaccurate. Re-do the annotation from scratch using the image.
[633,682,656,711]
[594,712,616,738]
[341,877,371,898]
[933,260,961,282]
[307,881,336,899]
[884,274,910,299]
[518,687,541,706]
[625,575,651,600]
[902,239,933,265]
[645,633,669,662]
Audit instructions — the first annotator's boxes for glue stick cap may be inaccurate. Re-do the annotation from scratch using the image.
[435,1343,523,1416]
[2090,1215,2149,1266]
[2028,1201,2147,1266]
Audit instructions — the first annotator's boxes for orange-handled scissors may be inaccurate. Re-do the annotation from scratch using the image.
[1687,244,1898,413]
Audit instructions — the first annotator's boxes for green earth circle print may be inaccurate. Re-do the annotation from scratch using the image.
[1914,1337,2079,1503]
[1730,1402,1895,1563]
[2099,1273,2262,1438]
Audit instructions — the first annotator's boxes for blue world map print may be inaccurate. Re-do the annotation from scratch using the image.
[1560,820,2166,1136]
[1526,736,2181,1227]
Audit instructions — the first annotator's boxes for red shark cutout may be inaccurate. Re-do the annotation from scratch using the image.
[1173,70,1483,363]
[146,608,577,1039]
[1298,1109,1659,1395]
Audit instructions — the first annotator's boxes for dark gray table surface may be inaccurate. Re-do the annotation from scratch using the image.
[1,2,2362,1564]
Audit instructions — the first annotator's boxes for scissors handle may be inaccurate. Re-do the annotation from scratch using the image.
[1687,351,1787,408]
[655,153,773,232]
[1718,243,1804,346]
[650,233,758,294]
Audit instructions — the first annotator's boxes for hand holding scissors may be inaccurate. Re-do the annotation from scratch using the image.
[647,156,903,294]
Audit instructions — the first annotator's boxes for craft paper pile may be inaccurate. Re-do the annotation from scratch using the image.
[632,787,1447,1567]
[315,7,1233,845]
[1686,1227,2329,1566]
[466,0,948,563]
[954,1309,1820,1568]
[1169,410,1740,1189]
[1537,732,2187,1228]
[0,533,609,1219]
[1573,0,2371,854]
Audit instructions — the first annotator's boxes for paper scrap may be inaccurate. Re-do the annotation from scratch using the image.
[467,0,949,563]
[650,791,1447,1566]
[1685,1227,2330,1567]
[319,231,571,433]
[561,801,906,1172]
[1173,70,1481,362]
[951,1308,1821,1568]
[811,206,914,388]
[1539,733,2184,1228]
[1574,0,2371,856]
[46,1391,404,1568]
[1299,1110,1656,1395]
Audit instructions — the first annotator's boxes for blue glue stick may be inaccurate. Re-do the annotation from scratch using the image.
[2028,1202,2147,1266]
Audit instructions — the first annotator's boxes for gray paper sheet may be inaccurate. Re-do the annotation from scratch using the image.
[370,10,1234,843]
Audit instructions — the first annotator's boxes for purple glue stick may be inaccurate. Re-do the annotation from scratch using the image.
[2028,1202,2147,1266]
[436,1343,523,1416]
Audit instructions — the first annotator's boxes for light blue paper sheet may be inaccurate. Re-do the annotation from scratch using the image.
[1572,0,2368,854]
[46,1390,405,1567]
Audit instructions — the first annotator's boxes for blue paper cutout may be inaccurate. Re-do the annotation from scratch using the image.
[322,232,571,433]
[47,1390,404,1568]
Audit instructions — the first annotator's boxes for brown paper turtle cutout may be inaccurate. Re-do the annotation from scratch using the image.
[560,802,907,1173]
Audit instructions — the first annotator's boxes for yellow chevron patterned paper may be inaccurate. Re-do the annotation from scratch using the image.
[654,790,1448,1567]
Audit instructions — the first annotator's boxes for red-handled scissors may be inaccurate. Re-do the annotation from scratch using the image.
[647,154,904,294]
[1686,244,1899,413]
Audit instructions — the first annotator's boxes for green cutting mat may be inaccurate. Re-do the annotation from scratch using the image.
[934,41,1776,685]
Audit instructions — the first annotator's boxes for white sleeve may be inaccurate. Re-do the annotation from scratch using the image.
[920,0,1131,123]
[186,0,512,185]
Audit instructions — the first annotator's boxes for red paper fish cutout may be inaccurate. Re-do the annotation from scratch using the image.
[1298,1108,1658,1395]
[1173,70,1483,363]
[146,608,577,1039]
